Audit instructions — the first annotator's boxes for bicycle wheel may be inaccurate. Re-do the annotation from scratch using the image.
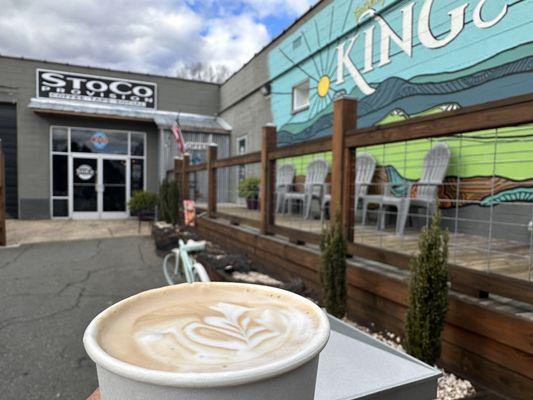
[191,263,211,283]
[163,251,183,285]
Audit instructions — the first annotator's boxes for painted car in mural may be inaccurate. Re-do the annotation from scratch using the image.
[268,0,533,209]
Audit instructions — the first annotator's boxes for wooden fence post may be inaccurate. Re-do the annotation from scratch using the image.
[0,142,6,246]
[331,97,358,242]
[174,154,190,201]
[207,145,218,219]
[182,154,190,201]
[260,124,277,235]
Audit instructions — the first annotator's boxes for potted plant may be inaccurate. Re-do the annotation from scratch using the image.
[128,191,159,219]
[239,177,260,210]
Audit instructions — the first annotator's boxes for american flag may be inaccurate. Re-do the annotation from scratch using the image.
[171,120,186,156]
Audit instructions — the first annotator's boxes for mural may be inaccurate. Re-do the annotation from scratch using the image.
[268,0,533,207]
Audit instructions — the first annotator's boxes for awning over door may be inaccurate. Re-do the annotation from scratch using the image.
[28,98,231,134]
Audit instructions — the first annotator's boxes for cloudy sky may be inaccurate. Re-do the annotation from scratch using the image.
[0,0,318,77]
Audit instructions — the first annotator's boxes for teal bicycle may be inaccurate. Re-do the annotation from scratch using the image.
[163,240,211,285]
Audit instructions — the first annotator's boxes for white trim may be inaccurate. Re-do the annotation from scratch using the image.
[292,79,310,113]
[50,126,146,219]
[236,135,248,154]
[70,154,130,220]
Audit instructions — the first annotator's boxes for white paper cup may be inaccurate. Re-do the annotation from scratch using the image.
[83,283,330,400]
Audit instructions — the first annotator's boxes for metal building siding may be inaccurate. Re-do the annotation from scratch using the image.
[182,132,230,203]
[0,103,17,218]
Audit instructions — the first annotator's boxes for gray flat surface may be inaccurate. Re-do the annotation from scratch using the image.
[0,236,166,400]
[316,328,438,400]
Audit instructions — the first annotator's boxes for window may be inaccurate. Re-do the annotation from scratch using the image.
[50,127,147,219]
[237,137,247,155]
[130,158,144,193]
[51,127,70,218]
[130,133,145,156]
[292,80,310,113]
[71,129,128,154]
[52,155,68,197]
[237,136,248,202]
[52,128,69,152]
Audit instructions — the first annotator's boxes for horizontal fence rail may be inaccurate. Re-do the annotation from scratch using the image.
[268,135,332,160]
[176,93,533,305]
[212,152,261,169]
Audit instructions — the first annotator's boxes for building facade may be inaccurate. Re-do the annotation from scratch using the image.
[1,0,532,223]
[0,57,228,219]
[220,0,533,243]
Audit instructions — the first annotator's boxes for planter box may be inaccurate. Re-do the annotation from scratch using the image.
[246,198,260,210]
[151,222,179,252]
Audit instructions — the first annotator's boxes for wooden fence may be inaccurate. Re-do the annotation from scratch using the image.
[176,93,533,398]
[0,141,6,246]
[177,93,533,305]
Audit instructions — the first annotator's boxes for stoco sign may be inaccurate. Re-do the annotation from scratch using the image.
[37,69,157,109]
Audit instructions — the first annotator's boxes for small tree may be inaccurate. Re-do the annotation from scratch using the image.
[159,178,181,225]
[404,210,449,365]
[319,210,347,318]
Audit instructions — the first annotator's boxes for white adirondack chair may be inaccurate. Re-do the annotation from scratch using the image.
[275,163,295,213]
[282,158,329,219]
[321,152,376,222]
[362,143,451,235]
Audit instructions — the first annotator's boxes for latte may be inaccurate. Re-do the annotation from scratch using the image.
[97,283,325,374]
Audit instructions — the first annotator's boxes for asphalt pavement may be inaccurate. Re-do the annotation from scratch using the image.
[0,236,167,400]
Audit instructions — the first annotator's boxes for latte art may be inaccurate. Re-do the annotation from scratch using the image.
[183,303,282,351]
[133,302,311,371]
[97,284,323,373]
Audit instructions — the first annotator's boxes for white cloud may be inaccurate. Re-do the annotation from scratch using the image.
[0,0,295,77]
[241,0,317,18]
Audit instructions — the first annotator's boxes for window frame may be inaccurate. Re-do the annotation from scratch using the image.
[49,126,147,219]
[292,79,310,114]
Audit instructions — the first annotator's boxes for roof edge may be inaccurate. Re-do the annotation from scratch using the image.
[222,0,328,85]
[0,53,220,87]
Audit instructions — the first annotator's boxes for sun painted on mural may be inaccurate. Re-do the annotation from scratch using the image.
[269,0,532,145]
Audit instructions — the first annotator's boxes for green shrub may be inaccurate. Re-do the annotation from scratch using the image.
[159,178,181,225]
[128,191,158,215]
[238,177,260,199]
[404,210,449,365]
[319,210,347,318]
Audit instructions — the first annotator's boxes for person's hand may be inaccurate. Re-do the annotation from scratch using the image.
[87,388,100,400]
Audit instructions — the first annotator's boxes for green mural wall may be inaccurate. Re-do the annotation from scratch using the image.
[269,0,533,207]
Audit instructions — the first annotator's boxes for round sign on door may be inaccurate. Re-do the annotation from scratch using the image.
[76,164,95,181]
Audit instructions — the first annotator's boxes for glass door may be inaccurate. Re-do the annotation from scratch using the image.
[72,156,99,219]
[101,158,129,219]
[71,155,129,219]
